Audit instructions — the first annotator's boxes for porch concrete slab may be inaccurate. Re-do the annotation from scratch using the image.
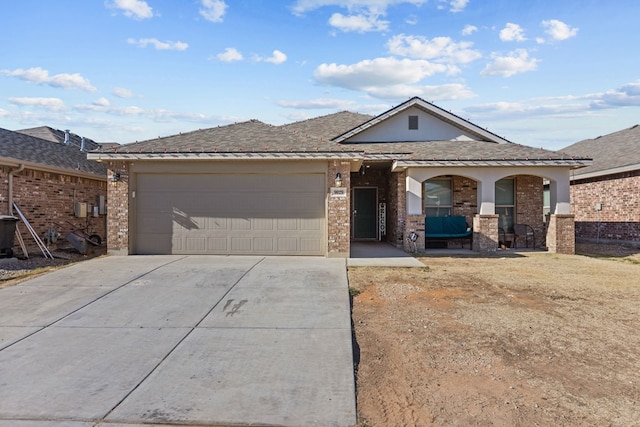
[0,326,189,420]
[349,242,426,267]
[106,327,356,427]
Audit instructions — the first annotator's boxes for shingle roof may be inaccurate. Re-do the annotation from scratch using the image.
[100,120,347,154]
[279,111,374,140]
[15,126,103,151]
[0,128,106,177]
[89,104,590,167]
[562,124,640,178]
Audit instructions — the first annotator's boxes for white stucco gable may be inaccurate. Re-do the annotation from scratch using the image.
[333,96,511,144]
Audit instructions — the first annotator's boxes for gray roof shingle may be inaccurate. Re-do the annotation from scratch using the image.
[563,124,640,177]
[0,127,106,177]
[16,126,103,152]
[92,109,590,165]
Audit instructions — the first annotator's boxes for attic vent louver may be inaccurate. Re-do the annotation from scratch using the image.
[408,115,418,130]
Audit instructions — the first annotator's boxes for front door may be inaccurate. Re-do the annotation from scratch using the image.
[353,188,377,239]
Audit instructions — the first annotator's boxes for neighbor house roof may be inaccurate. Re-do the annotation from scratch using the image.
[15,126,104,152]
[88,98,591,169]
[0,128,107,178]
[563,124,640,179]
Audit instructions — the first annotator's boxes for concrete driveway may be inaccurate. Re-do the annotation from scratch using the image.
[0,256,356,427]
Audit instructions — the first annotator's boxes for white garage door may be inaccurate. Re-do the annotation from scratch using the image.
[135,173,326,255]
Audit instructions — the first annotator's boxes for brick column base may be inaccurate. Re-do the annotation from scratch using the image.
[473,214,499,253]
[546,214,575,254]
[403,214,426,252]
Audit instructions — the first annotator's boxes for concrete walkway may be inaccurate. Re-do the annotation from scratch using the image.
[0,256,356,427]
[348,242,426,267]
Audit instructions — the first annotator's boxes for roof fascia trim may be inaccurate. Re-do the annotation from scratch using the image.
[570,163,640,181]
[87,152,365,161]
[0,157,106,181]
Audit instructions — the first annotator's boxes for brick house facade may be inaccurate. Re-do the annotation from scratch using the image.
[1,128,107,255]
[90,97,588,257]
[563,125,640,246]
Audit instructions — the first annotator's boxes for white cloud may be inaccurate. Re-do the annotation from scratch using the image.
[448,0,469,13]
[108,0,153,19]
[499,23,527,42]
[217,47,243,62]
[277,98,357,109]
[387,34,482,64]
[0,108,8,117]
[264,50,288,64]
[328,12,389,32]
[127,38,189,51]
[590,80,640,108]
[292,0,424,32]
[113,87,136,98]
[1,67,97,92]
[93,97,111,107]
[9,97,66,111]
[291,0,426,15]
[314,57,458,91]
[199,0,228,23]
[481,49,538,77]
[366,83,476,100]
[462,24,477,36]
[542,19,578,41]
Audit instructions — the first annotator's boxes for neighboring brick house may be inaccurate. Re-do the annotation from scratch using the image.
[0,128,108,254]
[88,97,590,257]
[563,125,640,246]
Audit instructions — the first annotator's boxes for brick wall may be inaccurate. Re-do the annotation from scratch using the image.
[327,161,351,257]
[106,161,130,254]
[388,170,406,248]
[516,175,545,247]
[472,214,499,253]
[452,176,477,224]
[570,170,640,242]
[0,166,107,254]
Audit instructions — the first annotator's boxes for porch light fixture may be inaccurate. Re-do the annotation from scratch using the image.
[110,172,121,184]
[335,172,343,187]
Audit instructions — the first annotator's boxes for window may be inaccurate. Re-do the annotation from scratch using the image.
[424,178,452,217]
[408,115,418,130]
[496,178,515,233]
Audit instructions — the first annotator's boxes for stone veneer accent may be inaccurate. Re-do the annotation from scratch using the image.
[546,214,575,254]
[1,166,107,254]
[472,214,499,253]
[570,170,640,244]
[327,161,351,257]
[106,161,130,255]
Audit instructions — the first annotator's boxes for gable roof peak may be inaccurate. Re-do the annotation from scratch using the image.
[332,97,512,145]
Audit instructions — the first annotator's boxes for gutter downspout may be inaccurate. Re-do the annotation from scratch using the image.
[8,164,25,215]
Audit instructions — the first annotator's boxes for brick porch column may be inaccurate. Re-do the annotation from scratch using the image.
[327,161,351,258]
[546,214,575,254]
[473,214,499,253]
[403,214,425,252]
[107,161,130,255]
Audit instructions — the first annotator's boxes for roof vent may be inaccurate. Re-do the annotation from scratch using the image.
[64,129,70,145]
[81,137,86,152]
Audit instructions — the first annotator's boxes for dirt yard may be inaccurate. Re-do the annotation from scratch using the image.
[348,243,640,426]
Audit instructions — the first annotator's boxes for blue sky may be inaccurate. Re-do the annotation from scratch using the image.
[1,0,638,150]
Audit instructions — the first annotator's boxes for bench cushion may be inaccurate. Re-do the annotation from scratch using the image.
[425,216,472,238]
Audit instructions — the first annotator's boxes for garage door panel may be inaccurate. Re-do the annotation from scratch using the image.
[136,173,325,255]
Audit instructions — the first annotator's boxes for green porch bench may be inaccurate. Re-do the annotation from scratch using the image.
[424,216,473,250]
